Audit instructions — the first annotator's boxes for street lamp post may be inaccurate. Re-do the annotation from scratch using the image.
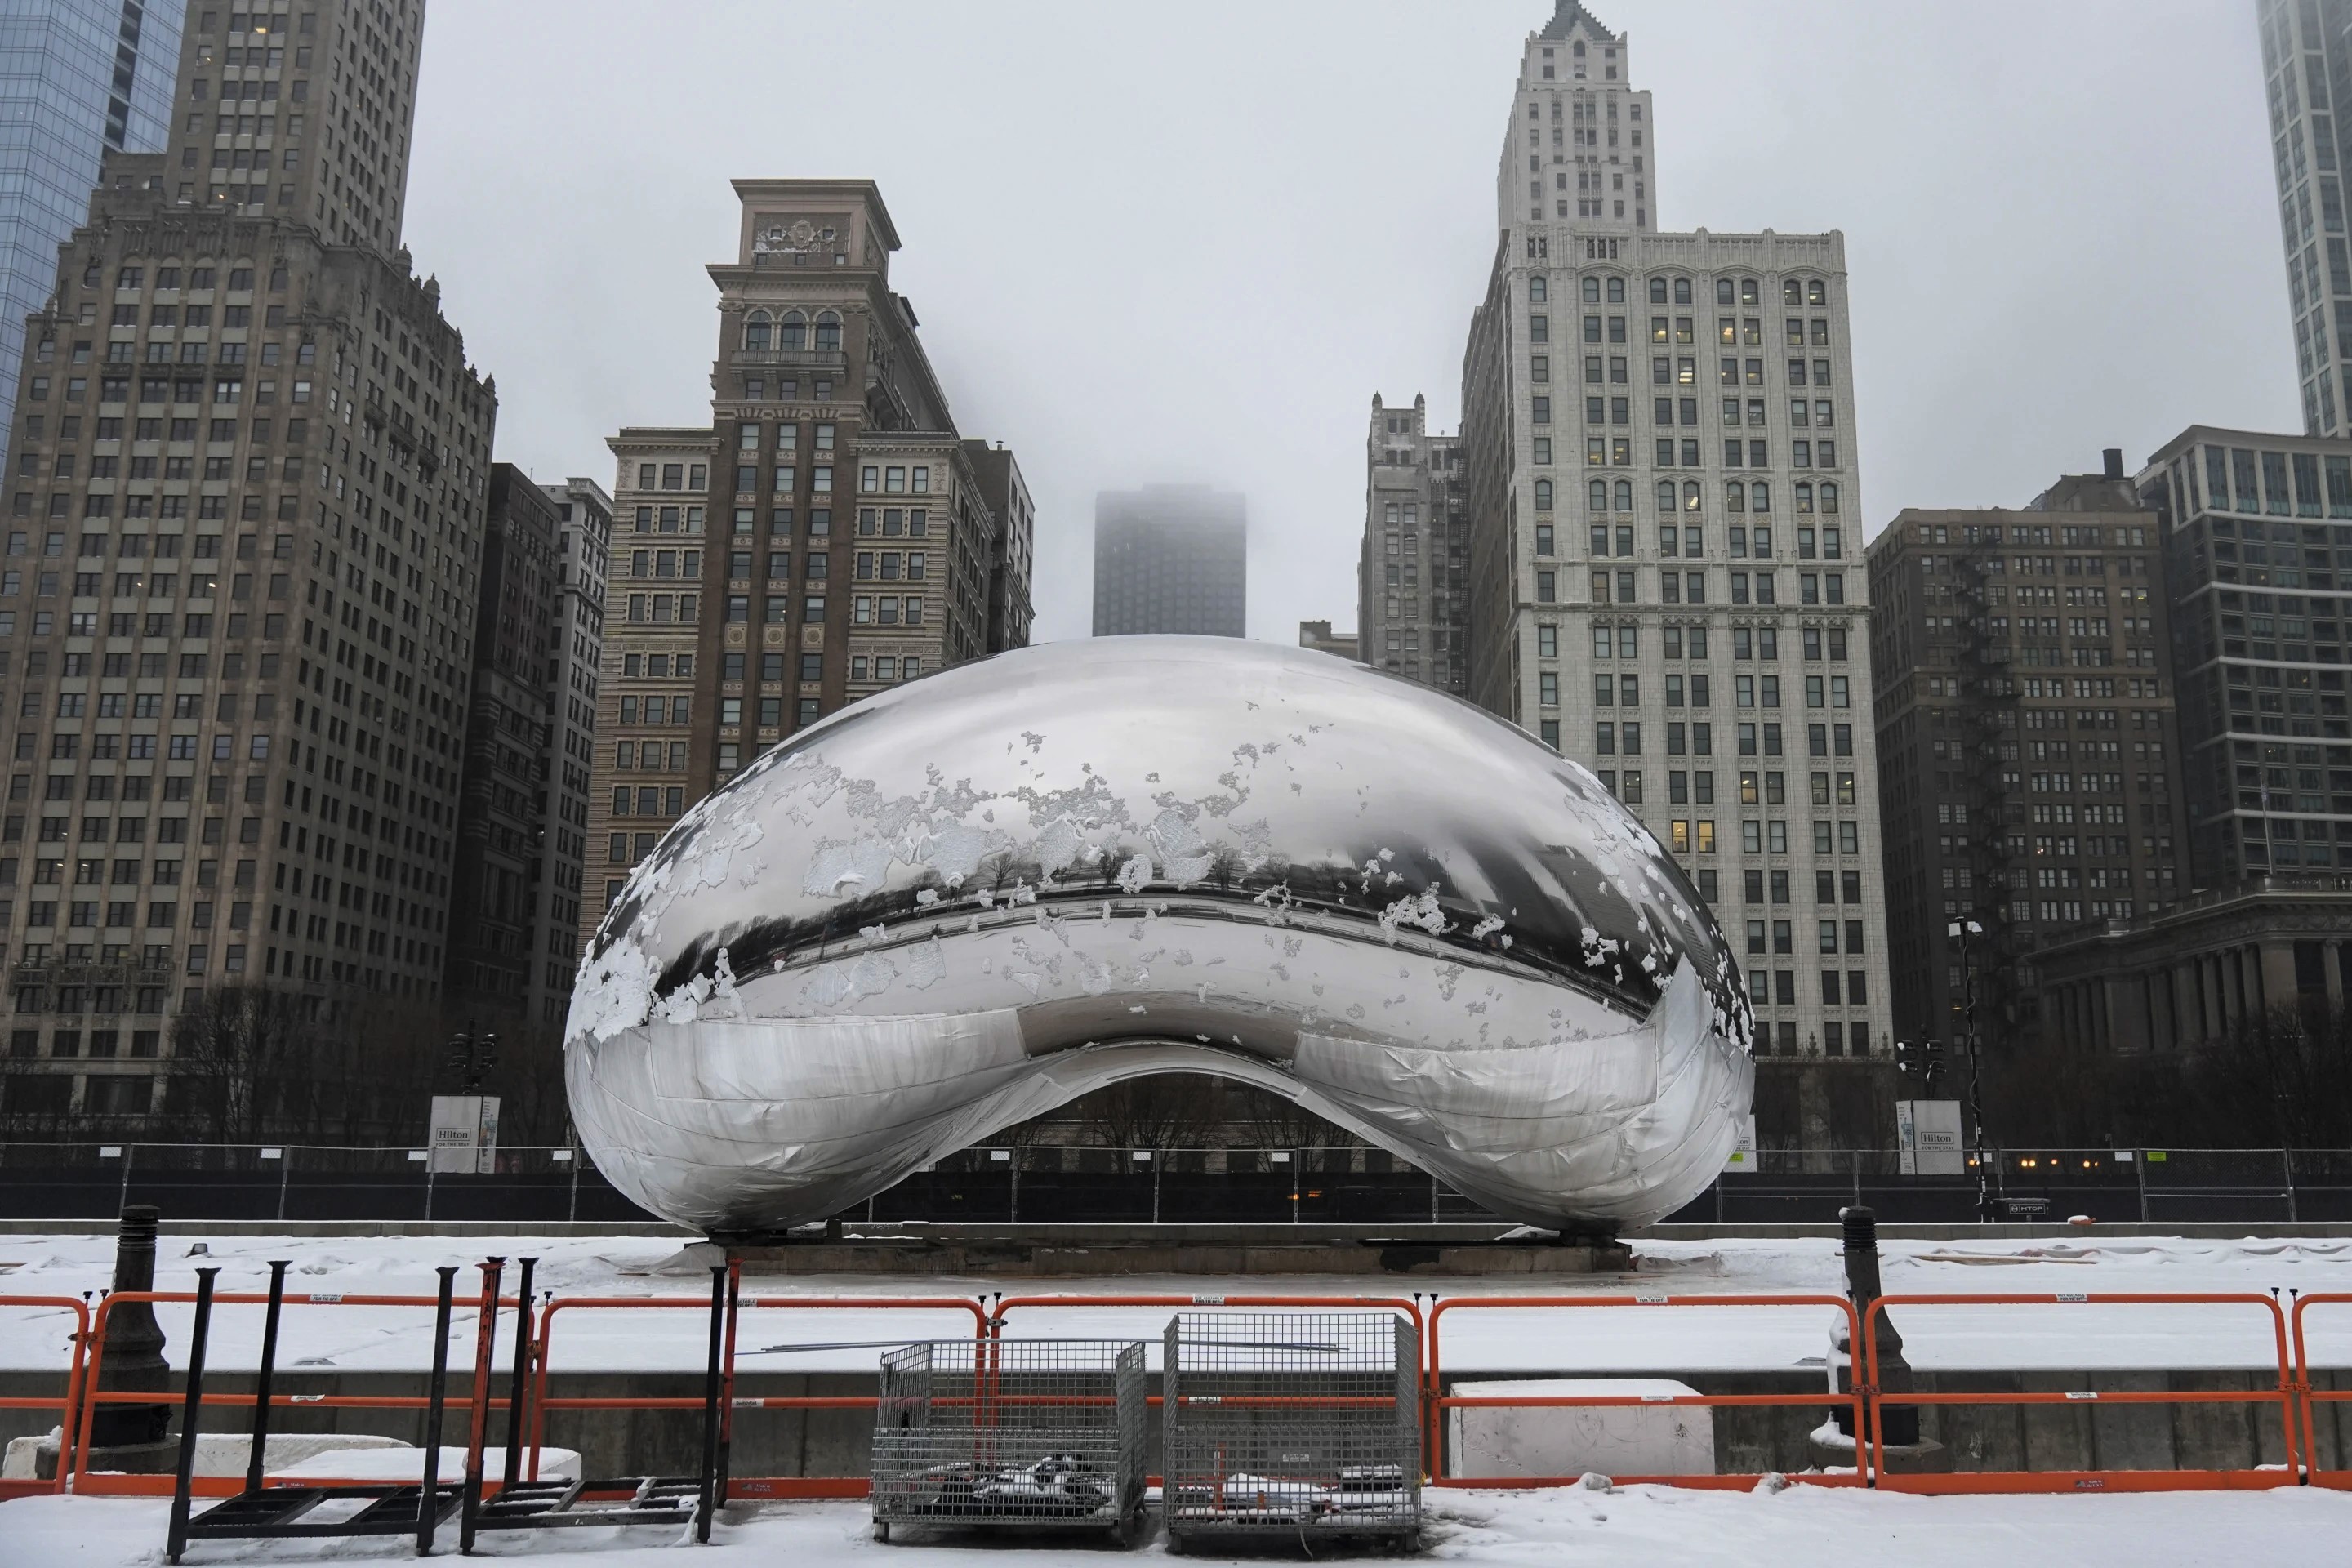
[1948,918,1996,1223]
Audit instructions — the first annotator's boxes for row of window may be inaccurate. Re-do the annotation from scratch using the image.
[1548,568,1850,608]
[613,742,687,773]
[1580,671,1852,708]
[1527,276,1829,310]
[1567,521,1844,559]
[738,311,842,352]
[22,374,303,410]
[1533,315,1833,350]
[1557,622,1851,662]
[1592,720,1856,759]
[1542,354,1836,391]
[7,1027,163,1058]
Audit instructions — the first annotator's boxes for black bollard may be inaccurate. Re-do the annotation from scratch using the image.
[92,1204,174,1450]
[1837,1207,1920,1448]
[243,1260,290,1493]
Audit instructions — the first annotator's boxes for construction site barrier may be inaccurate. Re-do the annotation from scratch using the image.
[2289,1292,2352,1486]
[1864,1292,2301,1494]
[529,1279,990,1500]
[68,1280,526,1499]
[1423,1294,1866,1489]
[0,1294,92,1501]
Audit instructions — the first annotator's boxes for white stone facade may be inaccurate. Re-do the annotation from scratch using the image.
[1463,5,1891,1067]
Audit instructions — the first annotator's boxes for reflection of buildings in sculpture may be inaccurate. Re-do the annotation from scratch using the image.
[1362,394,1466,693]
[1866,456,2194,1054]
[1091,485,1247,637]
[565,638,1751,1236]
[1457,6,1891,1152]
[1297,621,1358,662]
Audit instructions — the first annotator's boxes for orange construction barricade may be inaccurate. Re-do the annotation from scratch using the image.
[0,1294,92,1502]
[1424,1293,1866,1490]
[1864,1291,2301,1494]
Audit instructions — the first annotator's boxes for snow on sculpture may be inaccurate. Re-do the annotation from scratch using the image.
[564,636,1753,1236]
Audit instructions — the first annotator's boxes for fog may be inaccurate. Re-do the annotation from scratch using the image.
[404,0,2294,645]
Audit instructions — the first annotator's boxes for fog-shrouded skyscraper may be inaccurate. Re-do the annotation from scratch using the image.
[1362,393,1466,693]
[2257,1,2352,435]
[1460,2,1889,1143]
[1091,484,1245,637]
[0,0,184,452]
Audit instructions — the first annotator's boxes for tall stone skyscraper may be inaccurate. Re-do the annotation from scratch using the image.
[586,180,1031,934]
[0,0,184,451]
[1460,3,1889,1142]
[0,2,498,1122]
[1361,393,1467,693]
[1091,484,1246,637]
[534,474,607,1026]
[2259,0,2352,436]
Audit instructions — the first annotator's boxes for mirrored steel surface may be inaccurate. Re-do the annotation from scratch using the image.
[566,636,1753,1234]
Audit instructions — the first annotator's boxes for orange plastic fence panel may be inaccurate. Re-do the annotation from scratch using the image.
[528,1290,989,1494]
[0,1294,91,1502]
[67,1285,526,1498]
[1863,1291,2301,1495]
[1423,1293,1865,1491]
[991,1292,1425,1341]
[2291,1291,2352,1488]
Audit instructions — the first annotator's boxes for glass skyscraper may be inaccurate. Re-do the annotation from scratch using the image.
[0,1,180,451]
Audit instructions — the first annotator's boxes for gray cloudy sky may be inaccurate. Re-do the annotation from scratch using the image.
[404,0,2294,645]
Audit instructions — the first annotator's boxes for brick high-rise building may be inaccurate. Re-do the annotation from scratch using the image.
[1459,3,1889,1144]
[0,1,497,1125]
[1361,393,1466,692]
[584,180,1031,934]
[532,474,605,1027]
[1866,455,2191,1054]
[445,465,553,1022]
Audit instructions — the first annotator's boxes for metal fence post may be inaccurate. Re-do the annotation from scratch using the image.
[2284,1147,2300,1223]
[2136,1150,2149,1223]
[1152,1156,1162,1224]
[423,1159,436,1223]
[1009,1152,1020,1223]
[118,1143,133,1213]
[274,1147,292,1223]
[565,1146,581,1223]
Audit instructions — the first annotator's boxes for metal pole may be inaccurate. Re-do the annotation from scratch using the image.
[715,1258,740,1509]
[418,1265,457,1557]
[565,1147,580,1223]
[118,1143,133,1213]
[459,1257,502,1555]
[1152,1156,1162,1225]
[501,1257,536,1490]
[163,1266,220,1566]
[694,1263,726,1544]
[1008,1152,1019,1223]
[2136,1148,2149,1223]
[424,1159,436,1223]
[243,1259,289,1494]
[2285,1147,2300,1223]
[1291,1149,1301,1224]
[275,1147,292,1223]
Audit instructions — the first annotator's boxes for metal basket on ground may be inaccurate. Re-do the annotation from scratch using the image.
[1161,1311,1420,1549]
[869,1338,1147,1539]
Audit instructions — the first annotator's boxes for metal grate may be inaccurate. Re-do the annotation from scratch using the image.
[870,1339,1146,1538]
[1162,1311,1419,1546]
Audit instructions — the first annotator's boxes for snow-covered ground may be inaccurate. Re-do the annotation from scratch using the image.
[4,1231,2351,1376]
[6,1486,2351,1566]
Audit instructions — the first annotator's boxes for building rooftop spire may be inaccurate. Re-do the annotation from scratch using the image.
[1540,1,1618,42]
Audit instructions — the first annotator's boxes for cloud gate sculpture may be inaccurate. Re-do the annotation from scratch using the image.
[565,636,1753,1236]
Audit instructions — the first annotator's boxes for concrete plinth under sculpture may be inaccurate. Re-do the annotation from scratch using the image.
[566,638,1753,1236]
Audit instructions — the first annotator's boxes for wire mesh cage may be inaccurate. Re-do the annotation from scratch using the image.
[1162,1311,1420,1545]
[870,1339,1147,1537]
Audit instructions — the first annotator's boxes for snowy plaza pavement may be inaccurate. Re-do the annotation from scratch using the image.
[5,1485,2352,1566]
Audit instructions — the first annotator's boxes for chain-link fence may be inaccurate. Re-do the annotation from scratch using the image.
[3,1142,2350,1225]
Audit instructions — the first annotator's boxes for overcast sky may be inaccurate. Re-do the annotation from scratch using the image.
[404,0,2296,646]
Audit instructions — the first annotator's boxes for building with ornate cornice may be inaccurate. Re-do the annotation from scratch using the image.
[582,180,1031,940]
